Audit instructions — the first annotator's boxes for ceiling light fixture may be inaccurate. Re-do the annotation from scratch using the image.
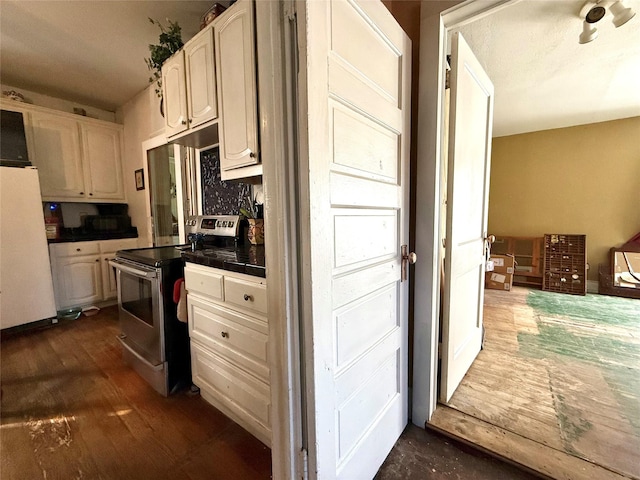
[577,0,637,44]
[610,0,637,27]
[579,20,599,43]
[578,1,606,43]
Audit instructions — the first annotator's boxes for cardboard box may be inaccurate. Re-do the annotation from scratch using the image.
[485,271,514,291]
[489,254,515,274]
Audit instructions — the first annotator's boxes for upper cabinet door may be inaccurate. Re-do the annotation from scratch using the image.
[215,0,259,172]
[185,28,218,129]
[81,124,125,200]
[163,51,189,136]
[30,111,85,199]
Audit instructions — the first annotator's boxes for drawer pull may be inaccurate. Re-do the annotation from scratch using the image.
[243,294,252,301]
[221,331,229,338]
[76,248,81,252]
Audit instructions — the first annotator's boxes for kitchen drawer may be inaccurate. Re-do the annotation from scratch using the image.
[50,241,100,257]
[185,263,223,301]
[224,276,267,316]
[99,238,138,254]
[191,342,271,434]
[188,295,269,381]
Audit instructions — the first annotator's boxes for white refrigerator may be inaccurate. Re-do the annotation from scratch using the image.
[0,166,57,328]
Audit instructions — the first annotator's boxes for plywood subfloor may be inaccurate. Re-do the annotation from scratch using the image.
[440,287,640,480]
[0,306,272,480]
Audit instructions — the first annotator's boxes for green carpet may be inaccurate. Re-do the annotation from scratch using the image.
[518,290,640,435]
[526,290,640,330]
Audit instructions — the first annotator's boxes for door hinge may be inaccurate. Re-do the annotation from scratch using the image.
[298,447,309,480]
[284,0,296,21]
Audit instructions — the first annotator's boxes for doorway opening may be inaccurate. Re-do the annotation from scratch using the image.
[424,3,640,479]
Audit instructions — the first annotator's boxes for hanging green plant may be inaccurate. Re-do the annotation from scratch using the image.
[145,18,183,98]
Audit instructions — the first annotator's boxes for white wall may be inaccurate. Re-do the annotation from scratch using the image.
[1,84,116,122]
[116,85,166,246]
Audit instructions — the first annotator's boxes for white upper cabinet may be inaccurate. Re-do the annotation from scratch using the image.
[163,26,218,138]
[163,51,189,137]
[30,111,85,199]
[185,29,218,129]
[81,124,124,200]
[214,0,260,179]
[24,106,125,203]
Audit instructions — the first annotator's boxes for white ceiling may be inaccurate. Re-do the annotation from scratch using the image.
[1,1,639,136]
[453,0,640,137]
[0,1,214,111]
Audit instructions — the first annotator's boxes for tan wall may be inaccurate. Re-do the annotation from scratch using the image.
[116,85,166,246]
[488,116,640,281]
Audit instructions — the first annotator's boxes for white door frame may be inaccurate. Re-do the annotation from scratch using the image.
[255,1,304,478]
[140,135,185,245]
[412,0,519,427]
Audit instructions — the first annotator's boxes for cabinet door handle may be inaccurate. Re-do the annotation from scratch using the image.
[243,294,252,301]
[181,120,187,125]
[79,192,84,195]
[95,259,100,262]
[221,331,228,338]
[89,193,93,196]
[76,248,81,252]
[249,152,256,158]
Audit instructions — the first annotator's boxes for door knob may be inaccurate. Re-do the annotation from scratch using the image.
[401,245,417,282]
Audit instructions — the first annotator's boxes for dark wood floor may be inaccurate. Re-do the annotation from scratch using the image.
[0,306,271,480]
[2,304,548,480]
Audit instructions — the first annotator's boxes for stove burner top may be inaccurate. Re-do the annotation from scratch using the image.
[116,245,185,267]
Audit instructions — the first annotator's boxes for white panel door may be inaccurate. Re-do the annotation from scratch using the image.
[301,1,411,478]
[440,32,494,403]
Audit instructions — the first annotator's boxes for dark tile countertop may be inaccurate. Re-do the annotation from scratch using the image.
[48,229,138,243]
[182,244,266,278]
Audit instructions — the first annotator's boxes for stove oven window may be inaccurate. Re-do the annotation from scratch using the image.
[120,271,154,327]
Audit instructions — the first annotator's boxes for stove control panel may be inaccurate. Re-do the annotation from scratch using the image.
[185,215,241,238]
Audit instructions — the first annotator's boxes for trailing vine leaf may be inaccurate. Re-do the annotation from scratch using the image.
[145,18,183,98]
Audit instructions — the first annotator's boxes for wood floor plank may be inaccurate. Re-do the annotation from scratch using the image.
[429,405,629,480]
[0,307,272,480]
[441,287,639,480]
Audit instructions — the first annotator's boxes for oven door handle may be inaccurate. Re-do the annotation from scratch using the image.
[109,260,158,279]
[117,334,164,372]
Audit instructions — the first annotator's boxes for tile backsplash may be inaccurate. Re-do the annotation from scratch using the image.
[200,146,251,215]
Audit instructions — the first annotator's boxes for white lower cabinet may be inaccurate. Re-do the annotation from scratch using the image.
[55,254,103,308]
[185,262,270,446]
[49,238,137,310]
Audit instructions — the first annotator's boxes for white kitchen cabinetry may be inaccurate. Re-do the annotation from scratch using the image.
[215,0,261,180]
[80,124,125,200]
[29,111,85,199]
[28,109,125,202]
[184,262,270,446]
[50,242,102,309]
[163,26,218,140]
[50,238,137,310]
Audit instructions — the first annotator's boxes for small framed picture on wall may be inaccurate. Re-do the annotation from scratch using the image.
[135,169,145,191]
